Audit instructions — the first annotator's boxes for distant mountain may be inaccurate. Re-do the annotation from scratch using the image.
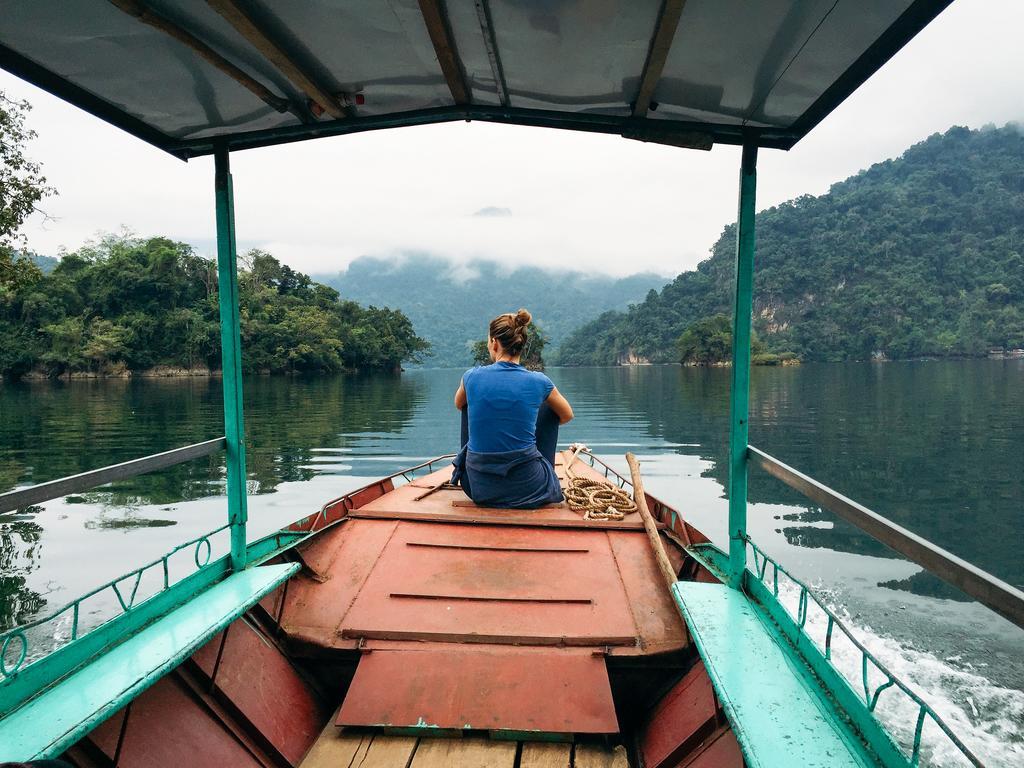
[558,124,1024,365]
[18,251,58,273]
[316,256,665,367]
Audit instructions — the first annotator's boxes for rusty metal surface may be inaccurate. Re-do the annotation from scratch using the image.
[275,454,695,655]
[204,620,325,765]
[640,662,718,768]
[285,478,395,535]
[683,728,743,768]
[337,645,618,734]
[607,533,688,653]
[339,521,637,645]
[279,519,398,646]
[189,629,224,679]
[109,676,263,767]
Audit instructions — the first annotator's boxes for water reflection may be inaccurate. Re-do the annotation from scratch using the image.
[590,362,1024,590]
[1,361,1020,763]
[0,374,426,500]
[4,363,1019,595]
[0,510,44,629]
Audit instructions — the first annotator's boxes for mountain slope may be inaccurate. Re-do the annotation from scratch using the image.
[558,124,1024,365]
[317,256,665,367]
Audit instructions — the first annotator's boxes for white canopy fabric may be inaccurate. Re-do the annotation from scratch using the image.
[0,0,953,157]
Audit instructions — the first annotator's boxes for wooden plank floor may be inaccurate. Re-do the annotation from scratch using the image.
[300,723,629,768]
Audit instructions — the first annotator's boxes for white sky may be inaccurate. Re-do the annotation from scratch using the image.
[4,0,1023,278]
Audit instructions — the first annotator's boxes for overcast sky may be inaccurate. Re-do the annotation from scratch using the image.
[4,0,1022,278]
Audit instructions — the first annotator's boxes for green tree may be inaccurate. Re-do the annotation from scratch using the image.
[675,314,768,365]
[0,235,429,379]
[676,314,734,364]
[0,91,55,250]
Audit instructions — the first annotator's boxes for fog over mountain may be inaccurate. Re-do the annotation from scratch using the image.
[316,256,665,368]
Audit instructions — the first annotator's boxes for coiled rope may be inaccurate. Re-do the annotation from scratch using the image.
[561,443,638,521]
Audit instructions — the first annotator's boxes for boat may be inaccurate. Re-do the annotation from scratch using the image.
[1,2,1022,766]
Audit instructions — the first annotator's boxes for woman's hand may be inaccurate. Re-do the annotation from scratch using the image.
[454,380,467,410]
[547,387,574,424]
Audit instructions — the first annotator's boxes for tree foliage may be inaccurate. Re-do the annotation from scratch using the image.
[558,125,1024,364]
[0,234,428,379]
[1,91,55,251]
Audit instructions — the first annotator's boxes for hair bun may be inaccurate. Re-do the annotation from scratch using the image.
[514,308,532,328]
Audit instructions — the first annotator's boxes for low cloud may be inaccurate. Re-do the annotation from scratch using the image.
[472,206,512,217]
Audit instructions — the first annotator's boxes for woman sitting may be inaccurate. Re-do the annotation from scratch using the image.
[452,308,574,508]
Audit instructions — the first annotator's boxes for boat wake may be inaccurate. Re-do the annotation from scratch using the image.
[777,582,1024,767]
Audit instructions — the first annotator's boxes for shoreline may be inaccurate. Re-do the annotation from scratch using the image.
[2,363,403,382]
[3,355,1022,382]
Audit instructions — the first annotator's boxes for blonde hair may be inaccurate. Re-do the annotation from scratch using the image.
[489,308,532,356]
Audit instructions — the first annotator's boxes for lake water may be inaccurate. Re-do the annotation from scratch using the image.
[1,361,1022,765]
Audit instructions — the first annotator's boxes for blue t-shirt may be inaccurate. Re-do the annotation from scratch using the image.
[463,362,555,453]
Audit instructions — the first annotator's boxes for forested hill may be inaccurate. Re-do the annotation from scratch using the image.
[0,235,427,379]
[317,256,664,367]
[558,124,1024,365]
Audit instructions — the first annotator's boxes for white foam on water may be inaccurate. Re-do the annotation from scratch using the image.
[775,581,1024,767]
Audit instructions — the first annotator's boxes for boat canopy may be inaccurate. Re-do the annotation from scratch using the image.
[1,0,952,158]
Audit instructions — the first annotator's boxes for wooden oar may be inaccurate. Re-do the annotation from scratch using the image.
[625,453,678,590]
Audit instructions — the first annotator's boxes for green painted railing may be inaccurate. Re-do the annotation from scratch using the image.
[0,449,458,697]
[741,446,1024,767]
[0,523,229,682]
[0,438,233,708]
[742,538,983,768]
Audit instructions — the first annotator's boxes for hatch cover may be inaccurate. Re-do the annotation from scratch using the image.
[337,646,618,735]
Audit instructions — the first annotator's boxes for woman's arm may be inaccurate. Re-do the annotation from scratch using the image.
[454,380,467,410]
[546,387,574,424]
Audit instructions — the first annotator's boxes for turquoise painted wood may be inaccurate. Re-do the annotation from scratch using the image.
[0,549,229,717]
[727,142,758,588]
[685,543,913,766]
[215,146,249,572]
[0,563,298,762]
[672,581,877,768]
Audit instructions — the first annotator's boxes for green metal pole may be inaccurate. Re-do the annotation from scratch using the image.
[214,145,248,572]
[727,141,758,589]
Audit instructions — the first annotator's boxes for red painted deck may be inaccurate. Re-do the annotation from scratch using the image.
[280,520,687,652]
[337,645,618,734]
[340,522,638,645]
[272,453,694,740]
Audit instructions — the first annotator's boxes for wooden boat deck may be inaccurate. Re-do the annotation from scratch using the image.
[347,458,660,531]
[300,726,629,768]
[280,498,688,654]
[270,454,695,745]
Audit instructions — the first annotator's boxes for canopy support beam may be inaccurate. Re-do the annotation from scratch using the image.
[727,140,758,589]
[418,0,471,105]
[474,0,509,107]
[206,0,350,119]
[633,0,688,117]
[214,145,249,573]
[107,0,289,114]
